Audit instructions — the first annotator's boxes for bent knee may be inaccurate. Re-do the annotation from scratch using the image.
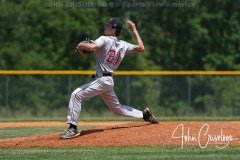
[71,89,83,100]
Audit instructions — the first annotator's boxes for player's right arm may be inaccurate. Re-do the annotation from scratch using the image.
[126,20,145,53]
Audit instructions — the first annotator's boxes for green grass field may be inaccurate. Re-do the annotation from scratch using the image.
[0,126,240,160]
[0,127,64,139]
[0,146,240,160]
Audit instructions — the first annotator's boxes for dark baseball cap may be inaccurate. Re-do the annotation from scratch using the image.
[105,17,123,29]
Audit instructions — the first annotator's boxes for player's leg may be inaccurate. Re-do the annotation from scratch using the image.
[67,78,113,125]
[100,90,143,118]
[60,78,113,139]
[101,90,158,123]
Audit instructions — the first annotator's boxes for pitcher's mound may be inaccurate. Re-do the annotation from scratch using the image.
[0,121,239,147]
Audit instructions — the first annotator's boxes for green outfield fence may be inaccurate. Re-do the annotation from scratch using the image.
[0,70,240,118]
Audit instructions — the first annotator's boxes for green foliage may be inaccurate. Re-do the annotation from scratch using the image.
[0,0,239,70]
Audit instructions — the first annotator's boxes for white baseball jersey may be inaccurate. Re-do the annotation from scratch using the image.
[93,36,138,75]
[66,36,143,126]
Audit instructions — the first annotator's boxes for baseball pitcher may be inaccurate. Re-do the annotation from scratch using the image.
[60,18,158,139]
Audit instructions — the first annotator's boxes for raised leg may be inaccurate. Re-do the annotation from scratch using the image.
[101,90,143,119]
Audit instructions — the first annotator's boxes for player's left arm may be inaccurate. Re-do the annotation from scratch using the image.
[77,42,99,52]
[126,20,145,53]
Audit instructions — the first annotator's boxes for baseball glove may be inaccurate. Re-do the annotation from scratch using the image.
[75,38,90,59]
[75,46,87,59]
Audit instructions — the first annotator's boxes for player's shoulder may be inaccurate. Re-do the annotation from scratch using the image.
[94,36,110,45]
[96,35,107,40]
[118,39,128,44]
[98,35,113,39]
[118,39,133,47]
[97,35,113,42]
[96,36,130,46]
[99,35,107,38]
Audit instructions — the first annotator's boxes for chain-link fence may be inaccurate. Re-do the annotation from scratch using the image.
[1,72,240,118]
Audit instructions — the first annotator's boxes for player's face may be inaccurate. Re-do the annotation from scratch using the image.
[104,24,116,36]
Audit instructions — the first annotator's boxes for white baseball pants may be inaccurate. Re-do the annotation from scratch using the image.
[67,76,143,125]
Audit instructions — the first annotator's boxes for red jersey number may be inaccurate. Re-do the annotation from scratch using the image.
[106,49,121,65]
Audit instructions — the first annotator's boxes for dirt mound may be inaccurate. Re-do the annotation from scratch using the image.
[0,121,130,128]
[0,121,239,147]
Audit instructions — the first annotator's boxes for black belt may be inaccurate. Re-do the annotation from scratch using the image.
[91,73,113,78]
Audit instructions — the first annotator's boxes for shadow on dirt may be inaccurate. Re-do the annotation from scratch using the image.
[80,122,151,136]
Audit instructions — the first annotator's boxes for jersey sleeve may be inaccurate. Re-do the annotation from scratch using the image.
[92,36,106,48]
[125,42,138,54]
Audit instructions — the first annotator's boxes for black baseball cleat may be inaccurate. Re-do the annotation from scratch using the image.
[60,128,80,139]
[143,108,159,124]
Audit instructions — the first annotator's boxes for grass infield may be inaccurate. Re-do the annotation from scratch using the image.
[0,146,240,160]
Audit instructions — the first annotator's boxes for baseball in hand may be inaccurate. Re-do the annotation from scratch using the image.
[126,20,136,32]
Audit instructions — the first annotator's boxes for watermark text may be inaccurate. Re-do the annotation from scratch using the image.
[172,123,238,149]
